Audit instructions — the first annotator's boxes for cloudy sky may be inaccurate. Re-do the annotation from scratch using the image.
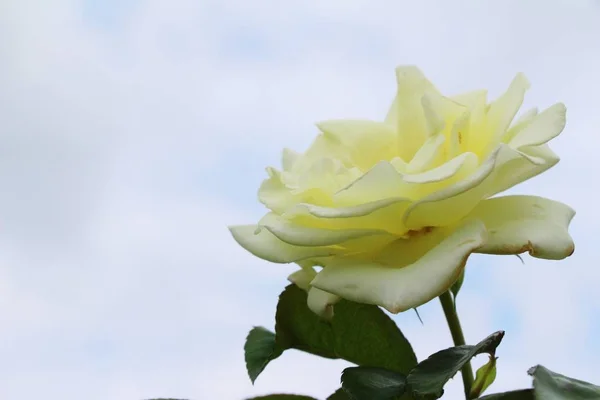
[1,0,599,399]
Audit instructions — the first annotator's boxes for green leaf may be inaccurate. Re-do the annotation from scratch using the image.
[245,395,318,400]
[407,331,505,399]
[244,326,284,383]
[478,389,534,399]
[528,365,600,399]
[341,367,407,400]
[275,285,417,374]
[470,356,498,398]
[327,388,352,399]
[450,269,465,303]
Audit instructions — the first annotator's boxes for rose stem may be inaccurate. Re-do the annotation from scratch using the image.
[439,290,475,399]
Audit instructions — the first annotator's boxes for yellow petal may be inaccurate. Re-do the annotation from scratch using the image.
[487,73,531,139]
[258,167,300,214]
[471,74,529,155]
[422,90,466,134]
[317,119,396,171]
[508,103,566,149]
[307,287,341,320]
[402,146,505,229]
[403,152,478,184]
[310,220,487,313]
[334,161,406,204]
[282,148,300,171]
[285,197,412,235]
[452,90,488,112]
[301,133,353,168]
[449,111,471,158]
[390,156,408,172]
[228,225,337,263]
[421,93,446,137]
[287,267,317,290]
[488,144,559,196]
[406,133,446,173]
[502,107,538,143]
[452,90,488,131]
[469,196,575,260]
[258,213,388,247]
[392,66,438,161]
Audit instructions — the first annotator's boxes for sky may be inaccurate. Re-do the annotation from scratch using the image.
[1,0,599,399]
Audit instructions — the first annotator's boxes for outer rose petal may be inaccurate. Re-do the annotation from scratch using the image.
[258,167,300,214]
[508,103,566,149]
[488,144,559,197]
[316,120,397,171]
[300,132,353,168]
[468,195,575,260]
[403,140,561,229]
[287,266,317,290]
[228,225,337,263]
[285,197,412,235]
[282,148,300,171]
[310,220,487,313]
[502,107,538,143]
[259,213,389,246]
[307,287,341,320]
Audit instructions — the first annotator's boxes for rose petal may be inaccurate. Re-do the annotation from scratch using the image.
[307,287,341,320]
[471,73,529,155]
[334,161,406,204]
[282,148,300,171]
[301,133,353,168]
[508,103,566,149]
[468,195,575,260]
[420,93,446,137]
[502,107,538,143]
[287,267,317,290]
[259,213,388,247]
[228,225,337,263]
[421,90,466,135]
[449,111,471,157]
[258,167,300,214]
[486,73,530,139]
[402,152,478,184]
[316,120,397,171]
[285,197,412,235]
[451,90,488,111]
[402,146,504,229]
[390,66,438,161]
[488,144,559,196]
[406,133,446,173]
[310,220,487,313]
[451,89,488,133]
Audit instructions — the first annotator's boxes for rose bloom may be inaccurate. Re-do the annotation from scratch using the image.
[230,66,575,318]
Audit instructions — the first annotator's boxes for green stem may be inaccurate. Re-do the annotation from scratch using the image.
[439,291,475,399]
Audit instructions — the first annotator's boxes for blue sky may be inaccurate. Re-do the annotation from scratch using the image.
[1,0,599,399]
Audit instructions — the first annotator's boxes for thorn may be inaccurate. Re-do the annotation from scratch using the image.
[413,308,424,325]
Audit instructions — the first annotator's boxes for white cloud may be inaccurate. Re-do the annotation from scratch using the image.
[0,0,599,399]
